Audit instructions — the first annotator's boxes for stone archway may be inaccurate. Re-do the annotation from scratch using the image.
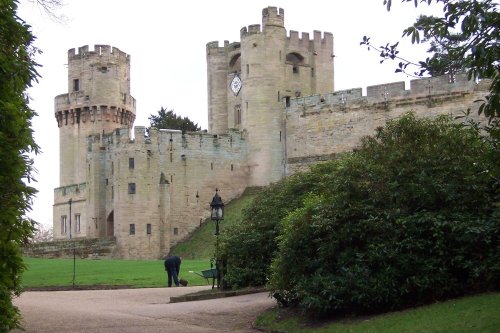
[106,211,114,237]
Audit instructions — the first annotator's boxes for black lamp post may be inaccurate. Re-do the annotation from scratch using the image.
[68,198,76,288]
[210,188,224,289]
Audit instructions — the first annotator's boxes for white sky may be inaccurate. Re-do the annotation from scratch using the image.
[18,0,441,227]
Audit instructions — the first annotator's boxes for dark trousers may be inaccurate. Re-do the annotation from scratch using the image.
[166,267,179,287]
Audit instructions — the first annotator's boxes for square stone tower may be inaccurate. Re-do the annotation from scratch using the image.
[206,6,334,186]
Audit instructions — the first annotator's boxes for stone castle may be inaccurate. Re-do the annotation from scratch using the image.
[52,7,488,259]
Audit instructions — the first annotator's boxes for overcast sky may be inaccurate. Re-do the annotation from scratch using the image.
[18,0,441,227]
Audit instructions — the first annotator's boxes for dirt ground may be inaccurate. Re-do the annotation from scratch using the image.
[12,286,275,332]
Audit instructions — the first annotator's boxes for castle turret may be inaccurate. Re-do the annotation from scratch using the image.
[206,41,229,134]
[206,7,334,186]
[240,7,287,185]
[55,45,136,186]
[53,45,136,240]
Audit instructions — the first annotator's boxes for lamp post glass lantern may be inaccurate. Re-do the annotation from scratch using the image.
[210,188,224,288]
[210,188,224,235]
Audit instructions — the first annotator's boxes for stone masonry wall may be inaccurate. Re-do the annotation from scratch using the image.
[86,127,249,259]
[285,73,490,174]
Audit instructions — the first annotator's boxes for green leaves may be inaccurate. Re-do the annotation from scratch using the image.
[148,107,201,134]
[268,113,499,316]
[363,0,500,121]
[0,0,40,330]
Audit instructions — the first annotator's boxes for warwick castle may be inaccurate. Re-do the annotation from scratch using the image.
[50,7,488,259]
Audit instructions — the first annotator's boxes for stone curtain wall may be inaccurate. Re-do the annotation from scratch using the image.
[23,237,116,259]
[85,126,249,259]
[285,74,490,174]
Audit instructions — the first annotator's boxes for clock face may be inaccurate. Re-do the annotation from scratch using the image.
[230,75,242,96]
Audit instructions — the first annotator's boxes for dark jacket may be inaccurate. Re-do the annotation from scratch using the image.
[164,256,181,272]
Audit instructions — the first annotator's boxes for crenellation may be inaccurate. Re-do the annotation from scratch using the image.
[301,32,310,48]
[289,30,300,46]
[78,45,89,54]
[134,126,146,143]
[288,73,480,113]
[367,81,406,99]
[262,6,284,28]
[313,30,322,44]
[248,24,261,34]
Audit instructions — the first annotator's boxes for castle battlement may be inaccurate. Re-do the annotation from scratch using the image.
[288,73,484,111]
[206,41,241,55]
[287,30,333,50]
[68,45,130,62]
[90,127,247,158]
[240,24,262,37]
[240,6,285,38]
[262,6,284,28]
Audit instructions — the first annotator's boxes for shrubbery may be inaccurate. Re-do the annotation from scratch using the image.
[223,113,499,316]
[220,163,338,288]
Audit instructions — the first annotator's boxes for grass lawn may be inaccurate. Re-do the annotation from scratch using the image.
[169,187,259,259]
[22,257,216,288]
[255,292,500,333]
[22,189,260,289]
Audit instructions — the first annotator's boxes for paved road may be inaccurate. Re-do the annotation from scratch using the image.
[13,287,275,332]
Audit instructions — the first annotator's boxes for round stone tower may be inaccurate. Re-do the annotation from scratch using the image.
[240,7,287,185]
[54,45,136,186]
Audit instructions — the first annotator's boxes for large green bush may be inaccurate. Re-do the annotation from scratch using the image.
[269,113,499,316]
[220,163,338,288]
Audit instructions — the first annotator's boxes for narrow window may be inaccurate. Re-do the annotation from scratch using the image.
[278,91,280,102]
[279,50,282,61]
[246,101,248,111]
[234,106,241,126]
[75,214,81,233]
[285,97,291,107]
[147,224,152,235]
[246,64,249,75]
[128,183,136,194]
[173,227,178,235]
[112,186,114,199]
[129,157,134,169]
[129,224,135,235]
[231,164,234,171]
[280,131,282,142]
[293,66,299,74]
[73,79,79,92]
[111,162,114,175]
[61,215,67,235]
[311,68,315,77]
[211,162,213,170]
[105,179,108,185]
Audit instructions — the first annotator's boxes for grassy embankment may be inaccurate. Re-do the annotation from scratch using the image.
[255,292,500,333]
[22,188,258,289]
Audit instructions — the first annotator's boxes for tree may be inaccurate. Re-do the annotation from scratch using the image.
[148,107,201,134]
[29,224,53,243]
[0,0,40,330]
[361,0,499,121]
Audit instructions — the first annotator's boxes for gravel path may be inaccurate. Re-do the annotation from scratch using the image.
[13,286,275,332]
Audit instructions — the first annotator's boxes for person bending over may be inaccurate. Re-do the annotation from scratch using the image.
[164,255,182,287]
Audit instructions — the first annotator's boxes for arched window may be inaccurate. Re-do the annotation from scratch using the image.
[229,53,241,73]
[286,52,305,75]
